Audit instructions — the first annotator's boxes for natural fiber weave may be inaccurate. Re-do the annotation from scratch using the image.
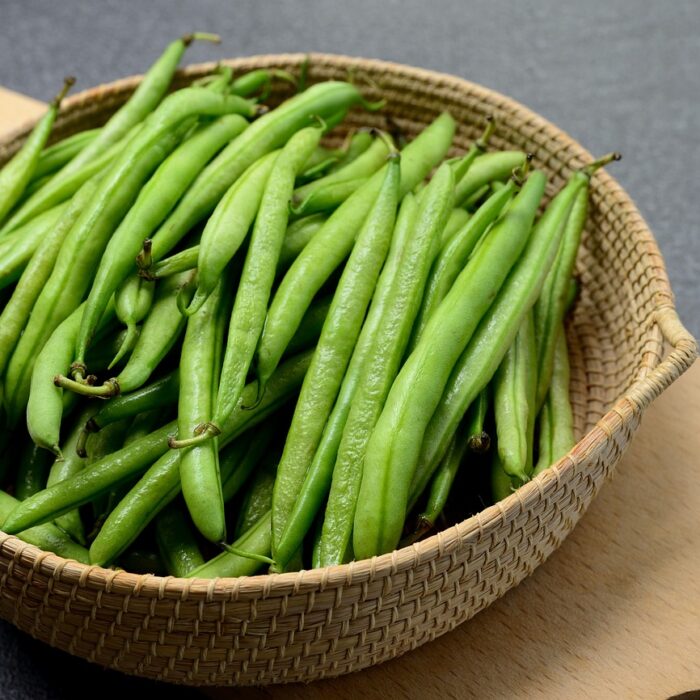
[0,54,695,686]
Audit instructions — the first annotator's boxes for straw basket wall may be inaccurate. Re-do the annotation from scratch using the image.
[0,54,695,686]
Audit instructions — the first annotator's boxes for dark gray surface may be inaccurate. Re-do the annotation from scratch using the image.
[0,0,698,697]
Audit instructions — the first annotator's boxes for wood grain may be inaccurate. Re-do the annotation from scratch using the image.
[0,87,697,699]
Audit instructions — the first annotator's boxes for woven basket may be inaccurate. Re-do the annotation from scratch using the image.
[0,54,695,686]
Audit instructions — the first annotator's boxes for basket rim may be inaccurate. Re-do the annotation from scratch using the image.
[0,53,695,597]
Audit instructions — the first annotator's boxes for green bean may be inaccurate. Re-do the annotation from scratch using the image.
[321,167,455,566]
[27,300,115,456]
[83,371,179,438]
[409,167,599,508]
[15,441,53,501]
[154,502,205,577]
[466,388,490,453]
[87,351,311,565]
[271,153,400,559]
[256,112,456,394]
[197,126,321,434]
[45,406,93,544]
[490,451,515,503]
[493,310,537,483]
[183,151,279,315]
[76,114,249,367]
[231,68,295,99]
[30,128,100,182]
[533,179,594,410]
[419,430,469,529]
[177,275,231,543]
[221,423,275,503]
[284,296,331,357]
[454,151,527,207]
[111,273,156,367]
[0,77,74,224]
[311,515,324,569]
[408,180,517,351]
[272,194,418,570]
[0,489,88,563]
[57,269,193,398]
[185,511,271,578]
[0,125,141,234]
[143,245,198,279]
[354,170,546,559]
[0,203,68,291]
[439,207,471,248]
[117,549,166,575]
[234,452,276,538]
[2,115,208,418]
[290,176,367,216]
[148,81,370,262]
[533,327,575,476]
[276,213,327,273]
[64,34,221,178]
[327,130,374,173]
[292,134,391,206]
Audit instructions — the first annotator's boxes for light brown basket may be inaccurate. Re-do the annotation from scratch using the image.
[0,54,695,686]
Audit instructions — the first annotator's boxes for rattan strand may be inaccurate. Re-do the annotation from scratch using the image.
[0,54,695,686]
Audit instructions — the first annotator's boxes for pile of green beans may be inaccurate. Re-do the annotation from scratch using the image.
[0,36,620,577]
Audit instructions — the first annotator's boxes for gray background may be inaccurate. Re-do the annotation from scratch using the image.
[0,0,698,697]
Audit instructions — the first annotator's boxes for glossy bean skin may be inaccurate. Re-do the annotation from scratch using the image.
[15,441,53,501]
[276,213,327,273]
[178,276,231,542]
[493,310,537,483]
[57,270,193,398]
[1,127,139,234]
[271,156,400,558]
[256,112,456,392]
[439,207,471,249]
[289,176,367,216]
[533,326,575,476]
[322,173,454,566]
[466,388,490,453]
[409,172,589,508]
[291,135,391,205]
[0,77,73,223]
[26,300,115,455]
[2,112,199,415]
[88,351,312,566]
[211,126,321,429]
[409,183,515,349]
[148,82,368,261]
[354,171,546,559]
[327,130,374,173]
[154,502,205,577]
[184,151,278,314]
[420,431,469,528]
[454,151,526,207]
[284,296,331,357]
[76,114,249,366]
[0,489,88,563]
[234,453,276,538]
[62,34,217,177]
[31,128,99,182]
[185,511,272,578]
[146,246,198,279]
[0,203,67,290]
[533,185,588,411]
[220,423,276,503]
[111,274,156,367]
[45,406,94,544]
[273,196,418,569]
[0,200,74,377]
[85,371,179,434]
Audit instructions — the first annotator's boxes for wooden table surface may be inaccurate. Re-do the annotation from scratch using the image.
[1,90,698,700]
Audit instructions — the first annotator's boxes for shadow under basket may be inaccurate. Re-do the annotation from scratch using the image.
[0,54,695,686]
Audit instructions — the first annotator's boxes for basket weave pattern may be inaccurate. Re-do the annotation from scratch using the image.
[0,54,695,686]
